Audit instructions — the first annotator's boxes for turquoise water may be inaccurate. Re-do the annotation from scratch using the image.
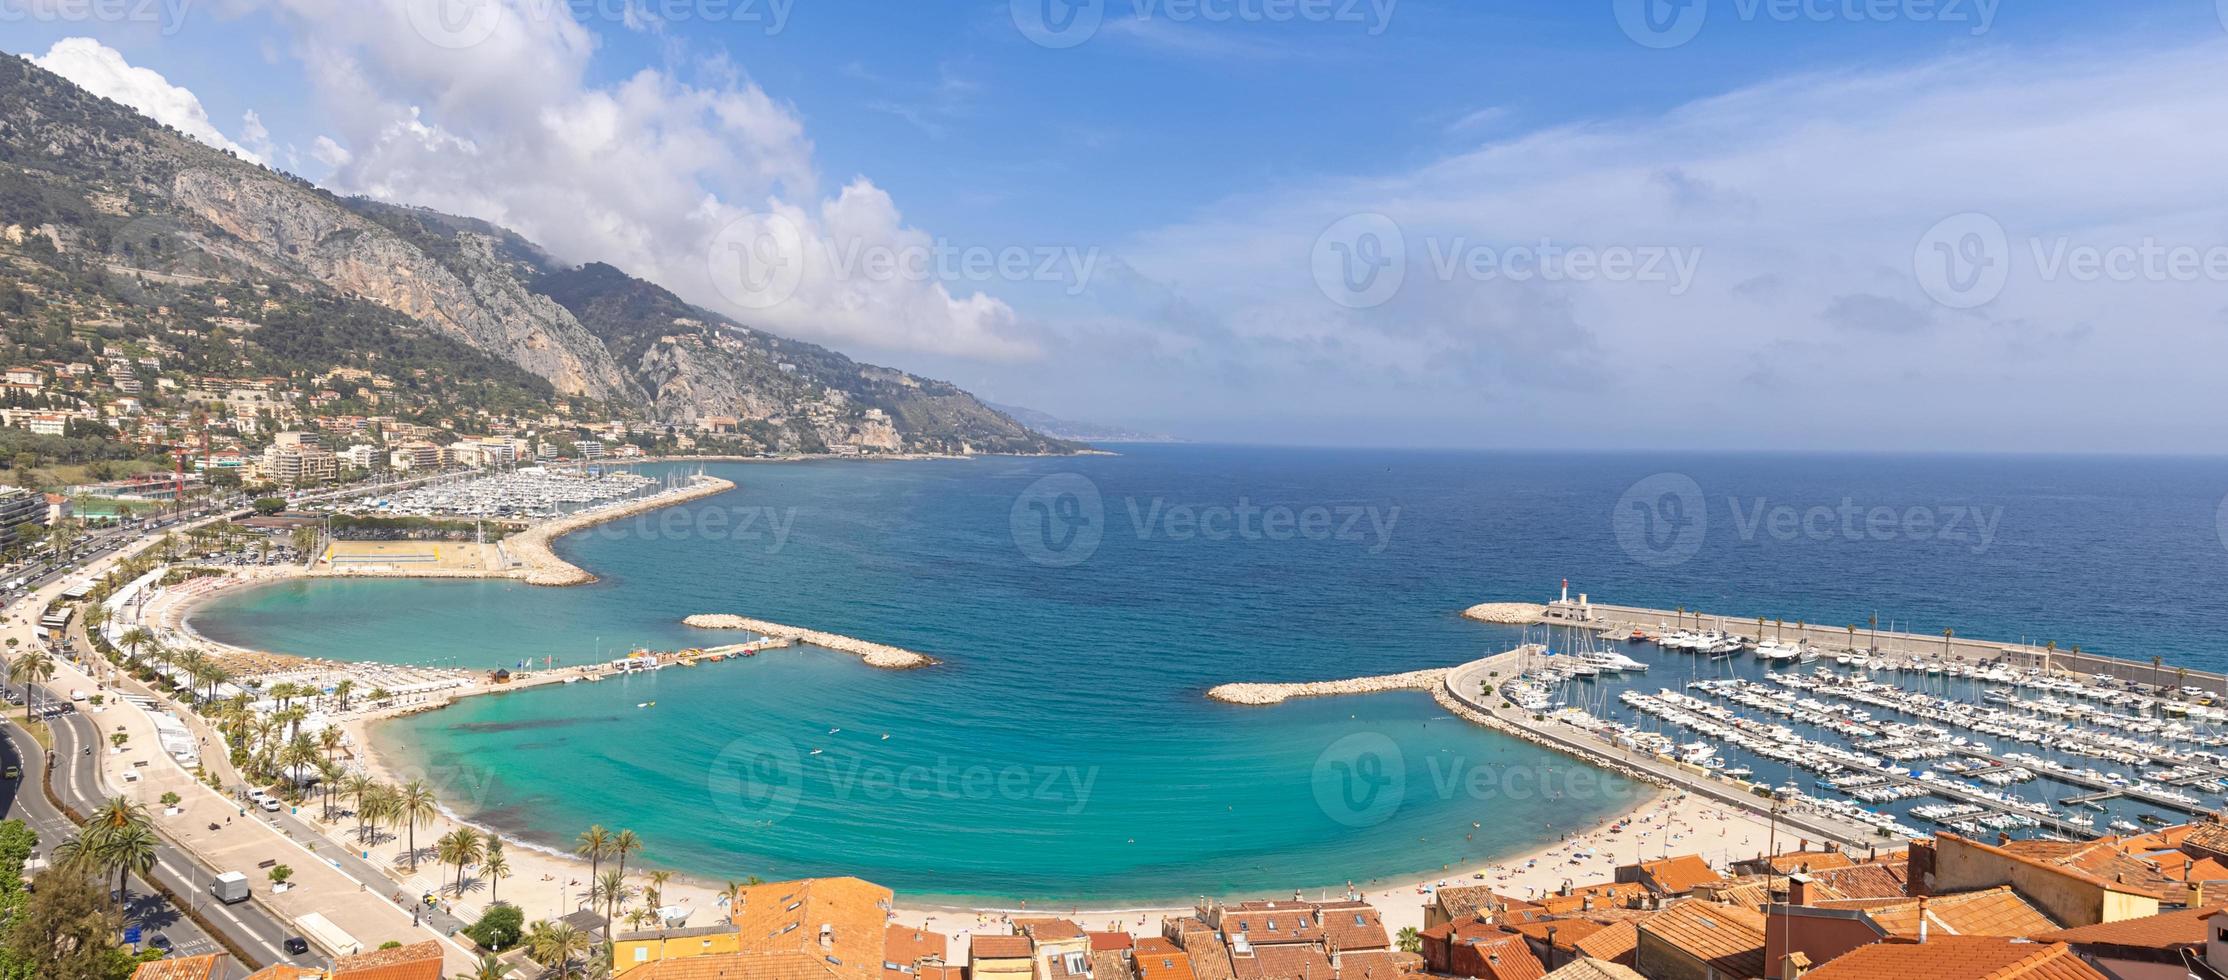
[190,447,2228,901]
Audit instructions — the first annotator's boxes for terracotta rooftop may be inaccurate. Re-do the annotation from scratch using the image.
[1807,862,1911,900]
[1801,936,2107,980]
[1228,943,1335,980]
[1939,834,2170,898]
[2034,903,2224,950]
[1835,886,2060,939]
[1434,885,1520,922]
[884,924,948,980]
[1637,901,1768,979]
[1136,936,1198,980]
[1540,959,1645,980]
[132,955,229,980]
[1020,918,1088,942]
[1535,883,1650,916]
[2180,823,2228,859]
[1331,950,1406,980]
[1093,931,1138,951]
[1570,921,1639,965]
[1222,907,1326,946]
[1315,903,1390,952]
[1756,851,1856,875]
[241,969,321,980]
[331,940,444,980]
[1631,854,1725,895]
[727,877,895,980]
[1506,918,1607,951]
[972,934,1035,960]
[1451,933,1545,980]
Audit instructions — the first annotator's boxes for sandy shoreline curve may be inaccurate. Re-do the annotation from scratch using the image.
[682,614,939,668]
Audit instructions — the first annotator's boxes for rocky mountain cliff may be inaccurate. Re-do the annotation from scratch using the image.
[0,53,1073,456]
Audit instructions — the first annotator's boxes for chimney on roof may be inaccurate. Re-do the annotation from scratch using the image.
[1581,896,1594,912]
[1916,898,1929,944]
[820,924,833,950]
[1781,951,1812,980]
[1787,874,1812,907]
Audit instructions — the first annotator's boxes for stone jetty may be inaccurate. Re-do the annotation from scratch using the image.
[1205,668,1450,705]
[682,614,938,669]
[1461,602,1545,625]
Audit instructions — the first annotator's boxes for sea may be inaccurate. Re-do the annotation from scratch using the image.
[186,446,2228,904]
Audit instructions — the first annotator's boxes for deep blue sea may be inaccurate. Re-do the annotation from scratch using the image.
[188,447,2228,903]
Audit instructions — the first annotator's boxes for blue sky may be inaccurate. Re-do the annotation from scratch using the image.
[5,1,2227,449]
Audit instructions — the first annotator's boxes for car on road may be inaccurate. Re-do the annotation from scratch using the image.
[282,936,309,955]
[147,933,171,954]
[257,797,281,812]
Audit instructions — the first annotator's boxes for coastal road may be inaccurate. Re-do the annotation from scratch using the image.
[0,719,264,980]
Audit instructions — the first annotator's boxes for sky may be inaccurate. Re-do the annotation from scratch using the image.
[3,0,2227,451]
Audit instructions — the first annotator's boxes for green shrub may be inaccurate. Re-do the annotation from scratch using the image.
[463,903,525,952]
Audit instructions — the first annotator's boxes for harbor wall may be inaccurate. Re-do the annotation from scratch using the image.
[682,614,937,669]
[1539,599,2228,695]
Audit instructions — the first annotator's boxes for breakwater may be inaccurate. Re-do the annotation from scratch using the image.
[1205,668,1449,705]
[681,614,938,669]
[1462,602,1545,625]
[509,476,737,585]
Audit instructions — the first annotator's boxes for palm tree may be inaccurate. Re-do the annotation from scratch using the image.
[644,869,673,911]
[483,837,511,906]
[527,920,590,980]
[611,828,642,880]
[343,773,378,841]
[90,795,150,834]
[10,650,53,723]
[440,826,485,897]
[453,953,514,980]
[118,626,152,663]
[365,783,401,846]
[99,823,159,909]
[592,867,628,941]
[398,779,438,872]
[575,825,614,893]
[333,678,355,712]
[315,758,345,821]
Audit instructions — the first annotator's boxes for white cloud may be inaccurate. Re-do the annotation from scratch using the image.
[1036,41,2228,450]
[31,38,264,165]
[221,0,1037,362]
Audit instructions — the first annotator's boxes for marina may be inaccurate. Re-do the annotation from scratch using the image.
[1486,604,2228,849]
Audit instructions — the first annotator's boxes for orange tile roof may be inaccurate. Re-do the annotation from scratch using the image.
[1637,902,1767,979]
[1808,863,1910,900]
[1802,937,2107,980]
[1331,950,1405,980]
[1019,919,1087,942]
[1632,855,1724,895]
[972,934,1035,960]
[242,969,321,980]
[1541,959,1644,980]
[331,940,443,980]
[1093,932,1137,951]
[132,955,228,980]
[1840,887,2060,939]
[1450,933,1545,980]
[620,955,817,980]
[1229,944,1335,980]
[1434,886,1519,922]
[1570,921,1638,965]
[728,877,894,980]
[884,924,948,980]
[1137,937,1199,980]
[917,967,966,980]
[1506,919,1607,951]
[1759,851,1855,874]
[1314,903,1389,952]
[2034,903,2224,950]
[2180,823,2228,859]
[1942,834,2169,899]
[1535,883,1650,916]
[1222,907,1326,945]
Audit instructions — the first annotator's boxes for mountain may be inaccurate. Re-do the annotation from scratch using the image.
[987,403,1182,443]
[0,53,1075,457]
